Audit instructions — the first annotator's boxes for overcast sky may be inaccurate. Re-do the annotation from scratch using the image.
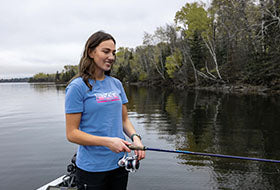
[0,0,209,79]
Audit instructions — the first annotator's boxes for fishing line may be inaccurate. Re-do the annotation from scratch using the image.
[128,145,280,163]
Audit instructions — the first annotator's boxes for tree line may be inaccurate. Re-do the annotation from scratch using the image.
[113,1,280,90]
[0,78,30,83]
[29,65,78,83]
[30,1,280,92]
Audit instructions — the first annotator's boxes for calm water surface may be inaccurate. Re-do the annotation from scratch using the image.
[0,83,279,190]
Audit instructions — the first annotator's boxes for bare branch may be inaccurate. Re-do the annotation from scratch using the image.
[205,61,217,79]
[203,37,223,80]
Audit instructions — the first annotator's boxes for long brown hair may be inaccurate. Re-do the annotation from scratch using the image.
[69,31,116,90]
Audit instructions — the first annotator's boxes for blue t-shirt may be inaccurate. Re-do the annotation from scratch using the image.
[65,76,128,172]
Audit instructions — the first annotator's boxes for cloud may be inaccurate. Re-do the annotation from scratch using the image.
[0,0,200,79]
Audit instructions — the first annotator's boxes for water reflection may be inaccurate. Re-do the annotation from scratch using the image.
[30,82,66,93]
[125,85,280,189]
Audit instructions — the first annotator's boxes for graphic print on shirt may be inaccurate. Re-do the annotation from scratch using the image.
[94,91,120,103]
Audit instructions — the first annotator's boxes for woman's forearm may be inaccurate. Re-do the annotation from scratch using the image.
[67,128,131,153]
[67,128,110,146]
[123,119,137,138]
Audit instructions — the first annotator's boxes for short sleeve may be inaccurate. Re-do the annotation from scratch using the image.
[65,83,84,113]
[118,81,128,104]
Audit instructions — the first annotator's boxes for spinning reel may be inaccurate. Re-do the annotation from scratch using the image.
[118,152,140,172]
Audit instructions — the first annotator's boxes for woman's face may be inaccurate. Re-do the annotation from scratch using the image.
[89,39,116,73]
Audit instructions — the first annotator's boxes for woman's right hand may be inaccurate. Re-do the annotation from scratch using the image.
[106,137,131,153]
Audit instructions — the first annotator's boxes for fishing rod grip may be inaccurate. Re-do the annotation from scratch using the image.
[128,145,146,150]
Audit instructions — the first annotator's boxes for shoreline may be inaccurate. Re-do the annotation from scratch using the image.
[128,81,280,96]
[2,80,278,96]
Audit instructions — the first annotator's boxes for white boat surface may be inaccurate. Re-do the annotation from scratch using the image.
[36,175,76,190]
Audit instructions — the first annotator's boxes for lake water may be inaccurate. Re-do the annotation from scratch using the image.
[0,82,280,190]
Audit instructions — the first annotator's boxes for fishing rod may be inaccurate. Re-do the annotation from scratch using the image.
[128,145,280,163]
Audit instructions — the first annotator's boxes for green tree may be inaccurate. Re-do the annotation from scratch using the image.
[60,65,78,82]
[165,48,182,79]
[175,2,223,82]
[175,2,212,38]
[114,47,136,82]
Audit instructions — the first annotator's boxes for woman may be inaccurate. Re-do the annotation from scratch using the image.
[65,31,145,190]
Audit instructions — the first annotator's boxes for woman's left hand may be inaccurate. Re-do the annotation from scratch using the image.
[132,137,145,160]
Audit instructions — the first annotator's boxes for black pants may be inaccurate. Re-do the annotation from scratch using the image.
[76,167,129,190]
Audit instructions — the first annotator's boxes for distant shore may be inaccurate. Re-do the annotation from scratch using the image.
[1,77,279,96]
[0,78,30,83]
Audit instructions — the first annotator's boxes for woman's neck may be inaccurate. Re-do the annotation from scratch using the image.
[94,71,105,81]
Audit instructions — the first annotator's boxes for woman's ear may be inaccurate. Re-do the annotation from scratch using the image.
[88,49,95,59]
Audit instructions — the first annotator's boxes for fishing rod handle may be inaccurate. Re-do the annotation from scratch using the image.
[128,145,146,150]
